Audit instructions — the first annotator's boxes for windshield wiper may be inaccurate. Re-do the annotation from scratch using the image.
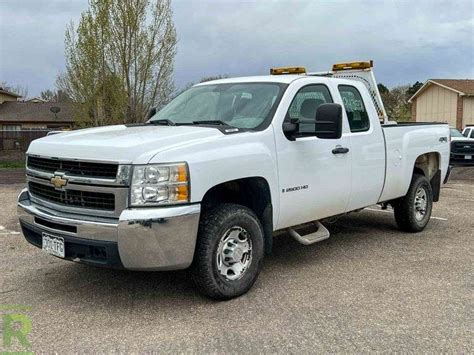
[149,119,175,126]
[192,120,231,127]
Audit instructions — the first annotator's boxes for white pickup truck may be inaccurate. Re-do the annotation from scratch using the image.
[18,61,450,299]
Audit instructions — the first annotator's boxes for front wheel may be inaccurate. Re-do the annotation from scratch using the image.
[191,204,264,300]
[393,174,433,232]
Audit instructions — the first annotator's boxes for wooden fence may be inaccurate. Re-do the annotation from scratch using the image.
[0,130,51,152]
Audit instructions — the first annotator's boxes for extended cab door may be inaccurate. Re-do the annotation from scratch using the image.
[274,82,352,229]
[335,83,385,211]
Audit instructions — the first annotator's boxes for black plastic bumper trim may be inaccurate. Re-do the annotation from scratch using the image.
[20,221,124,269]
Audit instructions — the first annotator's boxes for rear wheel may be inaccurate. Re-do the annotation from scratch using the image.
[191,204,264,300]
[393,174,433,232]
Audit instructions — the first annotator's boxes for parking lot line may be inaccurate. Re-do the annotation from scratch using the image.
[364,208,448,221]
[0,225,21,235]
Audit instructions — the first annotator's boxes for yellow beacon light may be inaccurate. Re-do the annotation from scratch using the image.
[332,60,373,71]
[270,67,306,75]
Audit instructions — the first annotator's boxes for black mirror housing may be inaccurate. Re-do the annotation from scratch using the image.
[315,103,343,139]
[282,118,299,134]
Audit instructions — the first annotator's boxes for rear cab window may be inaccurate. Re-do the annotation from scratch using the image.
[338,85,370,132]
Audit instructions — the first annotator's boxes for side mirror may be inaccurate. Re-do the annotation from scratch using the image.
[282,118,299,134]
[146,107,157,120]
[315,103,343,139]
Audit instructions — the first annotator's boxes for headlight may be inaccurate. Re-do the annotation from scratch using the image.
[130,163,189,206]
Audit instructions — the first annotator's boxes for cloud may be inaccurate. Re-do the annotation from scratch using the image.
[0,0,89,96]
[0,0,472,97]
[172,0,474,88]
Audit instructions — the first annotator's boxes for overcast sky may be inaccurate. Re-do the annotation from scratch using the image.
[0,0,472,97]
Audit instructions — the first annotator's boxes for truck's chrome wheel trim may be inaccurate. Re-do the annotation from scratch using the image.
[414,187,428,221]
[216,226,252,281]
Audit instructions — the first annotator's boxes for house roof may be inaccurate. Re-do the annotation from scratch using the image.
[26,97,48,103]
[0,87,22,98]
[409,79,474,102]
[0,101,75,123]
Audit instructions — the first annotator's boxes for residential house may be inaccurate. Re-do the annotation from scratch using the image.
[408,79,474,130]
[0,97,75,151]
[0,101,75,131]
[0,87,21,104]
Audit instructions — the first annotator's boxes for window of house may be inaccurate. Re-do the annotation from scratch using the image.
[4,125,21,131]
[2,125,21,139]
[338,85,370,132]
[286,84,333,134]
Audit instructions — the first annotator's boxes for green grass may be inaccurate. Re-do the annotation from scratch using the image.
[0,161,25,169]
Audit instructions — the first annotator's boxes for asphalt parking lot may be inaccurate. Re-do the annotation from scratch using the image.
[0,168,472,353]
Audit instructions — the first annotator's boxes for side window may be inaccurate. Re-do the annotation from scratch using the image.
[462,129,470,137]
[338,85,370,132]
[470,130,474,139]
[286,85,332,133]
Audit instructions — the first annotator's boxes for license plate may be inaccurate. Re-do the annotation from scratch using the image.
[42,233,65,258]
[465,155,472,160]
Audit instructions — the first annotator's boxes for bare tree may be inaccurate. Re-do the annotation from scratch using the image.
[57,0,177,126]
[40,89,56,102]
[380,84,411,122]
[39,89,72,103]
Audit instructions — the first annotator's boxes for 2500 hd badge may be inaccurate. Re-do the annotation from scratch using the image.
[282,185,309,193]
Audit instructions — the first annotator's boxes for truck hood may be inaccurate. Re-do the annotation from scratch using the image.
[27,124,224,164]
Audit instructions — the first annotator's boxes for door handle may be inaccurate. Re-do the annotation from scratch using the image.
[332,146,349,154]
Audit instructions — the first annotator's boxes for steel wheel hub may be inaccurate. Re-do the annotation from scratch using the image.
[414,186,428,221]
[216,226,252,281]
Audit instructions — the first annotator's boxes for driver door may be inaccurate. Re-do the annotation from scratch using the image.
[275,84,352,229]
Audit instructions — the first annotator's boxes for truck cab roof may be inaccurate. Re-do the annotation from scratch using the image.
[195,75,307,85]
[195,74,352,86]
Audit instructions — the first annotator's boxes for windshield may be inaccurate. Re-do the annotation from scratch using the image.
[450,128,464,137]
[150,83,283,129]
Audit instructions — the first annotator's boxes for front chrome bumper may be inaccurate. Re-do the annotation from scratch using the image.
[17,188,201,271]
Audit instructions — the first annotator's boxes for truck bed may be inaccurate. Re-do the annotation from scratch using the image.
[379,122,450,202]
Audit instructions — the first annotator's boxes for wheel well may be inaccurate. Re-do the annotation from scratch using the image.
[413,152,441,202]
[201,177,273,254]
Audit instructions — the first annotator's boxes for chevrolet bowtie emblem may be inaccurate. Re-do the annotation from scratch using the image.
[50,175,68,189]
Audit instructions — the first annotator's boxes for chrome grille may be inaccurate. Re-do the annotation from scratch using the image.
[29,182,115,211]
[27,156,118,179]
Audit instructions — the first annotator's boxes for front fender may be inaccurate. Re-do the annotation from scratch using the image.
[149,129,280,227]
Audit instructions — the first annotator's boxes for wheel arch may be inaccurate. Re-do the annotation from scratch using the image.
[200,176,274,254]
[413,152,441,202]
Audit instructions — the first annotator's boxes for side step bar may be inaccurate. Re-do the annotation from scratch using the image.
[288,221,330,245]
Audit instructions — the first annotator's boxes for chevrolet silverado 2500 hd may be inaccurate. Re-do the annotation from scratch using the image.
[18,61,450,299]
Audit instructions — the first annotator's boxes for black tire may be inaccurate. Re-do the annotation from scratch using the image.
[393,174,433,233]
[191,203,264,300]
